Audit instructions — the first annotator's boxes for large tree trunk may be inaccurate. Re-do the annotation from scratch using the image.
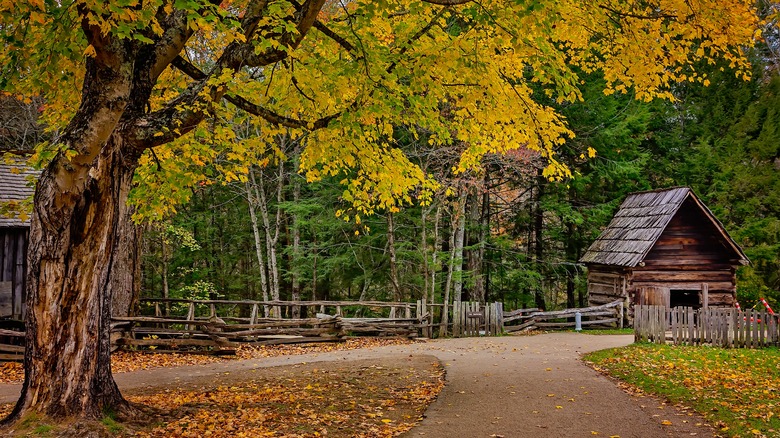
[7,138,137,422]
[109,164,141,318]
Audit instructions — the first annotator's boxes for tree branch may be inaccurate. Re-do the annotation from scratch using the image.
[170,56,339,130]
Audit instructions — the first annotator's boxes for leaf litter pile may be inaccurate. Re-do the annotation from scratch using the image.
[129,357,443,437]
[586,343,780,438]
[0,337,413,384]
[1,338,446,437]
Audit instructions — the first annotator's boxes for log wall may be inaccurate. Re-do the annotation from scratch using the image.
[586,267,628,306]
[588,199,740,312]
[631,202,738,307]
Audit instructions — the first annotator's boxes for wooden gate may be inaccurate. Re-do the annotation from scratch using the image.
[452,301,504,337]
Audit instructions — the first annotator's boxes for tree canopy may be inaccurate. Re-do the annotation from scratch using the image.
[1,0,760,214]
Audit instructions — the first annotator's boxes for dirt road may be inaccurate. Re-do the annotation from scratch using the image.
[0,333,714,437]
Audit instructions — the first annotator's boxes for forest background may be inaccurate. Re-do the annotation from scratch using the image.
[2,9,779,316]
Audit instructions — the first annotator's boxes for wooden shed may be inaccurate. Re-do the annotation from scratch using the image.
[0,160,36,320]
[580,187,749,313]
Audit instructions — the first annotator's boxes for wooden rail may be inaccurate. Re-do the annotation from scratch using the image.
[502,300,624,333]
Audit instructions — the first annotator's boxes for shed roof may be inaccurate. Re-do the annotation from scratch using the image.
[0,159,37,227]
[579,187,749,267]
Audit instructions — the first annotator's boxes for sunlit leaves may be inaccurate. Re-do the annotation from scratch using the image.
[2,0,760,218]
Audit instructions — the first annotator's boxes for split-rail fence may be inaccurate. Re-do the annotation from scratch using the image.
[1,298,627,360]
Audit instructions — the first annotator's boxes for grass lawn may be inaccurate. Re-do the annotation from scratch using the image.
[585,343,780,438]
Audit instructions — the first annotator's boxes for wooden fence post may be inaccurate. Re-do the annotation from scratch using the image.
[250,303,259,325]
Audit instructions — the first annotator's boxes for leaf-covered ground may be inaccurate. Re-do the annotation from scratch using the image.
[586,343,780,438]
[1,354,443,437]
[0,338,413,384]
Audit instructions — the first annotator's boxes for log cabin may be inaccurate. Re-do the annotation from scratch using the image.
[0,160,36,320]
[580,187,749,315]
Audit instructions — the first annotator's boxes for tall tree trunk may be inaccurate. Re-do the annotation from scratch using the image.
[8,137,137,422]
[290,177,302,318]
[533,168,546,311]
[439,206,457,338]
[247,170,270,316]
[430,205,441,306]
[440,187,466,337]
[421,206,429,299]
[312,237,318,301]
[254,163,284,316]
[452,185,467,305]
[387,212,403,302]
[466,176,488,303]
[160,232,171,315]
[565,221,577,309]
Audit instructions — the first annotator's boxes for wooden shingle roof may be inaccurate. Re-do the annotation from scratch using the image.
[0,160,37,227]
[579,187,748,267]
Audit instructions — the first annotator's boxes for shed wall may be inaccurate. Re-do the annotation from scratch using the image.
[0,228,27,319]
[587,266,629,306]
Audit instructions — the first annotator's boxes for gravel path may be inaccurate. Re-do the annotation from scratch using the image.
[0,333,715,437]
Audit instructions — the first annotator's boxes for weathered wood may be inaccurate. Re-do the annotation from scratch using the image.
[250,303,259,325]
[632,270,734,282]
[116,338,239,348]
[0,353,23,361]
[0,343,25,353]
[244,336,342,346]
[635,305,780,348]
[113,316,214,325]
[0,328,23,338]
[222,327,337,337]
[535,318,619,328]
[502,308,540,318]
[505,319,536,332]
[0,281,12,318]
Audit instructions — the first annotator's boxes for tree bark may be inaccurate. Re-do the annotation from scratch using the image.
[109,163,141,318]
[452,185,467,305]
[247,169,270,316]
[290,176,302,318]
[430,205,441,306]
[439,208,456,338]
[387,212,403,302]
[2,0,328,424]
[533,168,546,311]
[7,137,138,422]
[466,177,488,303]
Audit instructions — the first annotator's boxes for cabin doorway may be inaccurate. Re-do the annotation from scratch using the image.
[670,289,701,309]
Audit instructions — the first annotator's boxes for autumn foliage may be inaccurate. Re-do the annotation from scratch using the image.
[586,343,780,437]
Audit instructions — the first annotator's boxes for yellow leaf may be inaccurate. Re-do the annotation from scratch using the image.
[661,420,672,425]
[83,45,96,58]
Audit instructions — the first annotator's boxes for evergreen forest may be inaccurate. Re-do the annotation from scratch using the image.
[132,51,780,314]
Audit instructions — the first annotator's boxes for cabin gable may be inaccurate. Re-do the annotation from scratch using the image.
[581,187,748,316]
